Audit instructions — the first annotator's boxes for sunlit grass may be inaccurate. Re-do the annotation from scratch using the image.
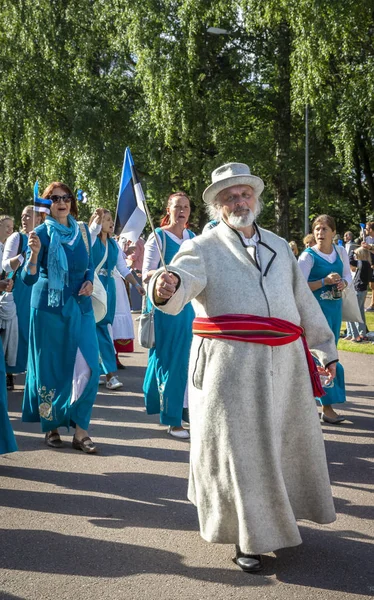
[338,293,374,354]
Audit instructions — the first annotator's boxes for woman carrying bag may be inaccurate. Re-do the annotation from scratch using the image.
[89,209,145,390]
[298,214,351,424]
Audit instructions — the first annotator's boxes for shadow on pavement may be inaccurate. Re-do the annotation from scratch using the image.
[0,470,197,531]
[275,525,374,596]
[0,529,273,587]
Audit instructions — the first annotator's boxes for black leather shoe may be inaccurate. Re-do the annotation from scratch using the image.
[234,545,263,573]
[6,373,14,391]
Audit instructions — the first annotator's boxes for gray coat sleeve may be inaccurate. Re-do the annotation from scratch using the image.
[148,239,207,315]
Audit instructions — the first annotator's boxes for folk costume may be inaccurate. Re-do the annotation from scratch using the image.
[143,227,195,427]
[149,221,338,555]
[90,226,131,375]
[0,341,17,455]
[22,216,100,432]
[2,232,31,373]
[299,245,349,407]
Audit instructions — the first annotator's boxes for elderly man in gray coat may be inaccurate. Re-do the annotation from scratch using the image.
[149,163,338,573]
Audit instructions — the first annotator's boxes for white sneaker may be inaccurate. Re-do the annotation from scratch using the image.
[167,426,190,439]
[106,376,123,390]
[98,379,105,386]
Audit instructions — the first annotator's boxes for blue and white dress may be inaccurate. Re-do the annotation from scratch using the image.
[298,245,351,406]
[2,232,31,373]
[22,220,100,432]
[142,227,195,427]
[90,226,131,374]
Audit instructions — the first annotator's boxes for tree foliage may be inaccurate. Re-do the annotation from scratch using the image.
[0,0,373,242]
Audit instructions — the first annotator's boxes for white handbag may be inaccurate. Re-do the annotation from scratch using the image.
[137,230,166,349]
[78,222,107,323]
[335,245,362,323]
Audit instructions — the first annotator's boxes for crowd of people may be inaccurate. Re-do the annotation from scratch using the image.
[1,165,373,572]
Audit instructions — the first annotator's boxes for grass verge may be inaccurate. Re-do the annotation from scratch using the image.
[338,300,374,354]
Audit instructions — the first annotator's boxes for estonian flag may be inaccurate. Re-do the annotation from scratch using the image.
[33,181,52,214]
[114,148,147,242]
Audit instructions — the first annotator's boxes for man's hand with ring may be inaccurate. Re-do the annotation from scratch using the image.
[154,271,179,303]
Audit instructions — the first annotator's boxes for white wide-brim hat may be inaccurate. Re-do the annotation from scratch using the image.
[203,162,264,205]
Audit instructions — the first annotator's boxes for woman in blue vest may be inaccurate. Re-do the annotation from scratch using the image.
[2,206,42,389]
[89,209,145,390]
[298,214,351,424]
[142,192,195,439]
[0,278,17,455]
[22,183,100,453]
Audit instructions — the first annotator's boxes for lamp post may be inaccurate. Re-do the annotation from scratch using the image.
[304,104,309,235]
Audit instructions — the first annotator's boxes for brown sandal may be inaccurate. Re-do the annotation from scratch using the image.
[72,436,97,454]
[45,431,63,448]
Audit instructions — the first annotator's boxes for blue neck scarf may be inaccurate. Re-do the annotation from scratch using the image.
[45,215,79,307]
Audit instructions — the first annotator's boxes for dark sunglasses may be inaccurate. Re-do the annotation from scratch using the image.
[49,194,73,203]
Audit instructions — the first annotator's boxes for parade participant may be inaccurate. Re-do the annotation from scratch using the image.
[149,163,338,572]
[126,236,145,312]
[2,207,42,389]
[303,233,315,248]
[142,192,195,438]
[0,216,14,267]
[361,221,374,311]
[0,279,17,456]
[89,209,145,390]
[298,215,351,423]
[22,182,100,453]
[288,240,299,257]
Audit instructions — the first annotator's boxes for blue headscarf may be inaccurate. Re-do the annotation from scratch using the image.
[45,215,80,307]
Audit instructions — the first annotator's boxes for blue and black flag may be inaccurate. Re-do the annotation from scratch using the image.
[114,148,147,241]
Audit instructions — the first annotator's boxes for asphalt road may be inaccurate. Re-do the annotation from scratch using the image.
[0,338,373,600]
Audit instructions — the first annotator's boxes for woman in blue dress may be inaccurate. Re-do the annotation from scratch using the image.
[142,192,195,439]
[22,182,100,453]
[89,209,145,390]
[298,214,352,424]
[0,278,17,455]
[2,206,42,389]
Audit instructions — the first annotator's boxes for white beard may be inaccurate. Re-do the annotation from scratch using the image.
[227,210,255,228]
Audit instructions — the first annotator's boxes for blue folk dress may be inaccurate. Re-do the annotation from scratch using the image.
[22,221,100,432]
[143,228,195,427]
[303,246,346,406]
[92,237,119,375]
[0,341,17,454]
[6,233,31,374]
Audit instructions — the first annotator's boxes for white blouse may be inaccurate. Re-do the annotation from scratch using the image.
[2,232,25,273]
[88,223,131,279]
[142,229,191,279]
[298,245,352,284]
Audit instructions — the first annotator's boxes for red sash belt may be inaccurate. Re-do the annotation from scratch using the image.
[192,314,325,397]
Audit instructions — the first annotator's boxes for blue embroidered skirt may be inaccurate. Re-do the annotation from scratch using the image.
[22,296,100,432]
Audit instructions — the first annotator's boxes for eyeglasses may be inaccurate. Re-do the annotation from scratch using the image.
[49,194,73,203]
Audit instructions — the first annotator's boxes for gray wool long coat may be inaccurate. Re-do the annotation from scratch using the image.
[149,221,337,555]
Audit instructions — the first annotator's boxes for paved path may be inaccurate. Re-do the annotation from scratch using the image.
[0,339,373,600]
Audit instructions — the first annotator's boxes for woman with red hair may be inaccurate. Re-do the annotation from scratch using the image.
[142,192,195,439]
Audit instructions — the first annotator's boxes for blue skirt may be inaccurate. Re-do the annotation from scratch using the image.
[0,343,17,455]
[97,323,117,375]
[143,302,194,427]
[22,296,100,432]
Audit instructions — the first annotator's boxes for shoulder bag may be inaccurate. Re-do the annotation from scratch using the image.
[138,229,166,349]
[78,222,107,323]
[335,245,362,323]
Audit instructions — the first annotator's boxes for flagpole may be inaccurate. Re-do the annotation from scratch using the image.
[141,197,168,273]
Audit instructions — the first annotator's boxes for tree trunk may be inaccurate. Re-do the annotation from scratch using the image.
[353,146,367,223]
[357,134,374,212]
